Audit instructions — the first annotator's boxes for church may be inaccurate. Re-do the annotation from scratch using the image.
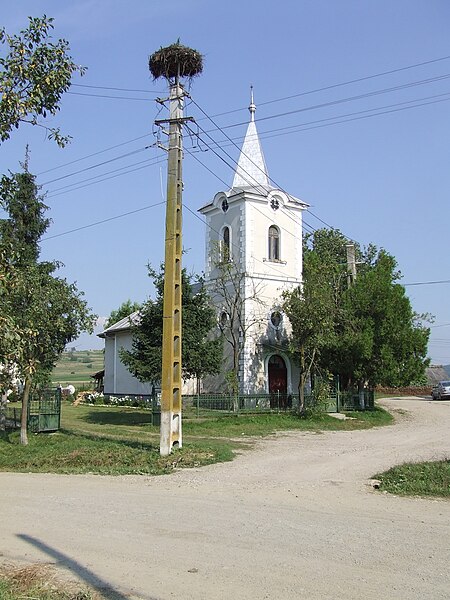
[100,93,307,398]
[199,92,307,396]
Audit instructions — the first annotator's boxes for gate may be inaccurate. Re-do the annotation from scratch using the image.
[27,388,62,433]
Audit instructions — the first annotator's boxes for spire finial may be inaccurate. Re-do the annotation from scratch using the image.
[249,85,256,122]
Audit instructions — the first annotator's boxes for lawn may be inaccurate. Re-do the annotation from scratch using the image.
[0,402,393,476]
[375,460,450,498]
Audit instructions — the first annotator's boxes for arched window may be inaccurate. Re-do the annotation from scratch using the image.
[222,226,230,262]
[268,225,280,261]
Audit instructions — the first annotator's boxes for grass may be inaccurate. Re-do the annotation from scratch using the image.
[51,350,104,388]
[0,564,96,599]
[0,402,393,476]
[375,460,450,498]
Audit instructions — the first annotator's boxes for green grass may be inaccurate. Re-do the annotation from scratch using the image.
[51,350,104,388]
[0,402,393,476]
[375,460,450,498]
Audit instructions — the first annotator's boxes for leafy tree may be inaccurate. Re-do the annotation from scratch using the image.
[283,228,430,406]
[326,250,430,392]
[0,15,86,146]
[121,265,222,388]
[105,299,142,329]
[0,169,96,444]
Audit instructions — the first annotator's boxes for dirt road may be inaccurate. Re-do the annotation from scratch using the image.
[1,398,449,600]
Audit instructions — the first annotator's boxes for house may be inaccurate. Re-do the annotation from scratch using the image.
[100,92,307,397]
[98,312,153,397]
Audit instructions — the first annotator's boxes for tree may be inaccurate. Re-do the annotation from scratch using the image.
[0,15,85,146]
[105,299,142,329]
[0,169,96,444]
[120,265,222,388]
[208,256,266,401]
[327,249,430,392]
[283,228,430,407]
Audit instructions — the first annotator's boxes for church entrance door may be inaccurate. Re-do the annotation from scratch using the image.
[268,355,288,408]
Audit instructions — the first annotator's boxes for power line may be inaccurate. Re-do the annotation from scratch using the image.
[41,146,153,186]
[72,83,163,94]
[41,201,165,241]
[46,156,166,199]
[37,134,152,176]
[204,54,450,119]
[207,73,450,132]
[404,279,450,286]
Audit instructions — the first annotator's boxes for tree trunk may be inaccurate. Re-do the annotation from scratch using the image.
[20,377,31,445]
[358,380,365,410]
[297,348,306,416]
[0,392,7,432]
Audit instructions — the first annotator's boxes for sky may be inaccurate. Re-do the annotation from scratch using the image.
[1,1,449,364]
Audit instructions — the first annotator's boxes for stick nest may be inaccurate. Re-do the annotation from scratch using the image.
[149,42,203,81]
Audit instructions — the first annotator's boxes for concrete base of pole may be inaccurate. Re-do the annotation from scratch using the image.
[160,410,182,456]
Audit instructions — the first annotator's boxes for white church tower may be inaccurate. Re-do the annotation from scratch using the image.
[199,91,307,396]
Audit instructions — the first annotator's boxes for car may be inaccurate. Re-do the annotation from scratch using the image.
[431,385,440,400]
[433,380,450,400]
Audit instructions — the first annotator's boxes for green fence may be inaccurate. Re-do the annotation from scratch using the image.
[5,388,62,433]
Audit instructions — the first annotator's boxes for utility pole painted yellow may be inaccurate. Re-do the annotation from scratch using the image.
[149,42,203,456]
[158,80,184,456]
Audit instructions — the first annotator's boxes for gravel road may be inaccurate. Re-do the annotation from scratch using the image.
[1,397,449,600]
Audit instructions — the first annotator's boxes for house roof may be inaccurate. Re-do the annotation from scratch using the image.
[97,310,141,338]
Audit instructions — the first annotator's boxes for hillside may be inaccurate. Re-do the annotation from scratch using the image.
[51,350,104,389]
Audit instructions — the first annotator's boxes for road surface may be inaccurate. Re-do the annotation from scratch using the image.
[1,397,449,599]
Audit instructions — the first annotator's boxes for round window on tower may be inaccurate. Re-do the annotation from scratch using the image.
[270,311,282,328]
[270,197,280,211]
[221,198,229,213]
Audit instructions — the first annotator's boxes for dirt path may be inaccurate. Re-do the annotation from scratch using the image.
[1,398,449,600]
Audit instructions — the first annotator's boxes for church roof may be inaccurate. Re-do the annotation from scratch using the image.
[231,88,271,193]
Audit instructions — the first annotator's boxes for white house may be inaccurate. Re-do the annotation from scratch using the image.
[100,92,307,397]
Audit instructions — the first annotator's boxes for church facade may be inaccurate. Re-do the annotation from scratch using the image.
[199,93,307,396]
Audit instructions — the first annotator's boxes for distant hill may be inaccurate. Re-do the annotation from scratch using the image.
[52,349,104,389]
[427,365,450,384]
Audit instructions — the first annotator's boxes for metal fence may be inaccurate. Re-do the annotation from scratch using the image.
[4,388,62,432]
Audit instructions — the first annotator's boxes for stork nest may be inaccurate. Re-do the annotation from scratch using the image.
[149,42,203,81]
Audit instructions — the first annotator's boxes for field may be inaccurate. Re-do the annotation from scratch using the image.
[51,350,104,388]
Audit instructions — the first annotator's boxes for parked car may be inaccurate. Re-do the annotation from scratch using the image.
[432,381,450,400]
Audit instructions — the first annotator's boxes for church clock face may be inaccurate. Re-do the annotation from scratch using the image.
[221,198,229,212]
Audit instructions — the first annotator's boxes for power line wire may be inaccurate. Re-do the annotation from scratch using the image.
[42,201,165,241]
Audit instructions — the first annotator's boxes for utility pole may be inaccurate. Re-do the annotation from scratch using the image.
[156,81,184,456]
[149,42,203,456]
[345,243,357,287]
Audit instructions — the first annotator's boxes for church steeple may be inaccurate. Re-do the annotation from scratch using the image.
[232,88,270,191]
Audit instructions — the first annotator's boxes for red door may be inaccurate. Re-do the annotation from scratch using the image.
[268,355,287,407]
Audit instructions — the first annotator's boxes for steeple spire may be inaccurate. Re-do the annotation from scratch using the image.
[232,87,270,191]
[249,85,256,122]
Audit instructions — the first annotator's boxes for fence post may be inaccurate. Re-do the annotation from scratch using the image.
[196,393,199,419]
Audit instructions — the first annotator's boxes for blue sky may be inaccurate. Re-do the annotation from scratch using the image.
[1,1,449,364]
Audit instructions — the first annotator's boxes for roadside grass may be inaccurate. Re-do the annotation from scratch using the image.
[0,402,393,475]
[375,460,450,498]
[0,564,96,599]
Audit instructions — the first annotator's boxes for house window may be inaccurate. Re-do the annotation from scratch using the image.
[268,225,280,261]
[222,226,231,262]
